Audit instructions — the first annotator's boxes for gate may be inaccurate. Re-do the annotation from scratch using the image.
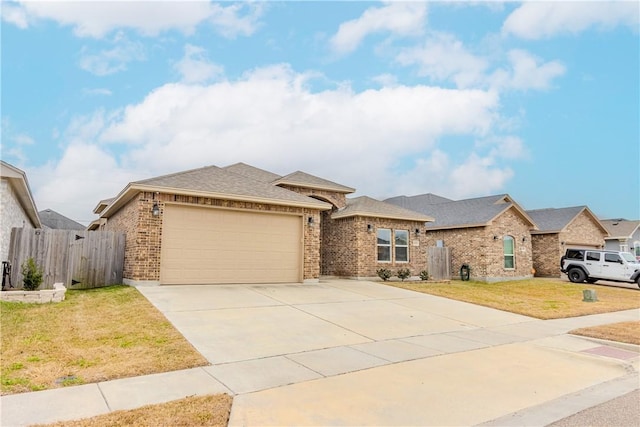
[427,247,451,280]
[7,228,125,289]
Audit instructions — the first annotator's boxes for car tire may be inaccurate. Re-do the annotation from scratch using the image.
[568,268,586,283]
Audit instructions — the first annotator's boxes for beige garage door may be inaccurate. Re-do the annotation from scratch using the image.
[160,205,303,285]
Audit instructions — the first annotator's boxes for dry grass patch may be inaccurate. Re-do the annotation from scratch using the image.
[386,279,640,319]
[36,394,233,427]
[570,321,640,345]
[1,285,208,395]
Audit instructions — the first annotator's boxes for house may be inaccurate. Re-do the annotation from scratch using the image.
[39,209,85,230]
[601,219,640,256]
[385,194,537,282]
[0,161,41,262]
[92,163,432,286]
[526,206,608,277]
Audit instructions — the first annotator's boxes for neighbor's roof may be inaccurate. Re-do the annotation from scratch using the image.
[223,162,282,183]
[527,206,607,235]
[100,165,332,217]
[273,171,355,194]
[332,196,434,222]
[600,219,640,239]
[0,160,41,228]
[385,193,536,230]
[93,197,115,214]
[39,209,85,230]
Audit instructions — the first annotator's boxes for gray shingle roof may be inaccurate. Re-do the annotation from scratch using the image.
[223,162,282,183]
[39,209,85,230]
[526,206,587,233]
[332,196,434,221]
[385,193,522,229]
[132,165,330,209]
[600,219,640,239]
[273,171,355,194]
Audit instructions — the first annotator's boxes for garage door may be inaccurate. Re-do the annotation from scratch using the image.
[160,205,302,284]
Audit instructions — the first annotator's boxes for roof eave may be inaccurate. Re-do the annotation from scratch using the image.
[426,222,488,231]
[275,181,356,194]
[332,210,433,222]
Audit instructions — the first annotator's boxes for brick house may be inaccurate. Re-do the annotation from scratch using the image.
[527,206,608,277]
[385,194,537,282]
[92,163,431,285]
[0,161,41,262]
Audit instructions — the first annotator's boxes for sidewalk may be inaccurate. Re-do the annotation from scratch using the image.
[1,304,638,426]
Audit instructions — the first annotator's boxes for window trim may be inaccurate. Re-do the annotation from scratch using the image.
[503,235,515,269]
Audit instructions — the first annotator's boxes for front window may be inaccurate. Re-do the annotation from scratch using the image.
[394,230,409,262]
[503,236,515,269]
[377,229,391,262]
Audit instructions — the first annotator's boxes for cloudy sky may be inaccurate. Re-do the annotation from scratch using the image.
[2,1,638,225]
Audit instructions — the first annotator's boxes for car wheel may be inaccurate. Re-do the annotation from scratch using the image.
[568,268,586,283]
[586,278,597,284]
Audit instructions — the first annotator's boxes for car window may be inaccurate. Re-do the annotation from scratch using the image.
[566,249,584,260]
[586,252,600,261]
[604,253,621,263]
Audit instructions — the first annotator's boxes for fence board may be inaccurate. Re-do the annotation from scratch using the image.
[7,228,125,290]
[427,247,451,280]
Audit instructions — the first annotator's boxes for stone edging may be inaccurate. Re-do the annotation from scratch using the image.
[0,283,66,304]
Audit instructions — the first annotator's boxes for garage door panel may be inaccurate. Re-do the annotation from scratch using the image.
[160,205,302,285]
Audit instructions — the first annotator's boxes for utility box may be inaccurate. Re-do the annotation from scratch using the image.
[582,289,598,302]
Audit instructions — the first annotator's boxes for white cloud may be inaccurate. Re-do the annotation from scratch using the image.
[3,0,263,39]
[174,44,224,84]
[448,153,514,198]
[330,2,427,54]
[78,33,145,76]
[1,1,28,28]
[503,1,640,40]
[33,64,515,221]
[489,49,565,91]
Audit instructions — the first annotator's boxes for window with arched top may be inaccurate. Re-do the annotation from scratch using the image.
[503,236,515,269]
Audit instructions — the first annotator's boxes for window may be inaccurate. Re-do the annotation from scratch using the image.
[503,236,515,269]
[604,253,621,263]
[566,249,584,260]
[394,230,409,262]
[586,252,601,261]
[377,229,391,262]
[376,228,409,263]
[634,242,640,256]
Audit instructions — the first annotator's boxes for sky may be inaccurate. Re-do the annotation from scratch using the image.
[1,0,639,226]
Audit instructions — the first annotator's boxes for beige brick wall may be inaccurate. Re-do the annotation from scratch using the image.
[559,212,606,248]
[322,215,427,279]
[104,191,322,282]
[531,234,561,277]
[424,208,534,281]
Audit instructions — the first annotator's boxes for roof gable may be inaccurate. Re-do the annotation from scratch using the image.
[332,196,434,222]
[600,219,640,239]
[273,171,355,194]
[528,206,608,235]
[0,160,41,228]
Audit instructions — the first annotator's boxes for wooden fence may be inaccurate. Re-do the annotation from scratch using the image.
[7,228,125,290]
[427,246,451,280]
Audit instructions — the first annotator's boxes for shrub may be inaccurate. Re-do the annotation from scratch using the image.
[397,268,411,281]
[376,268,392,281]
[419,270,429,281]
[21,258,43,291]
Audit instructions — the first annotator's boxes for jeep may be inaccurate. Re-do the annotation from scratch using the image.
[561,249,640,288]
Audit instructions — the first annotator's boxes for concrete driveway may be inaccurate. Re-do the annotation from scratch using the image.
[138,280,639,426]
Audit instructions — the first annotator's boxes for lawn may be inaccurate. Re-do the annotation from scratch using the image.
[386,278,640,319]
[1,285,209,395]
[570,321,640,346]
[35,394,233,427]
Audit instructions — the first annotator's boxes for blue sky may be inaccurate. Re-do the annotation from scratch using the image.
[1,1,638,225]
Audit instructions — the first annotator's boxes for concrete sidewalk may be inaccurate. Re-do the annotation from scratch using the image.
[1,280,638,426]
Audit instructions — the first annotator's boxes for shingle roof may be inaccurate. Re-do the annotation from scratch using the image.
[332,196,434,222]
[39,209,85,230]
[526,206,586,233]
[600,219,640,239]
[384,193,529,229]
[223,162,282,183]
[273,171,355,194]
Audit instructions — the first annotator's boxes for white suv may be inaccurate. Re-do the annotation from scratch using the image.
[561,249,640,288]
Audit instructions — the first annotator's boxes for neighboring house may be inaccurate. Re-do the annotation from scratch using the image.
[601,219,640,256]
[527,206,608,277]
[91,163,432,286]
[39,209,85,230]
[0,161,41,262]
[385,194,537,282]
